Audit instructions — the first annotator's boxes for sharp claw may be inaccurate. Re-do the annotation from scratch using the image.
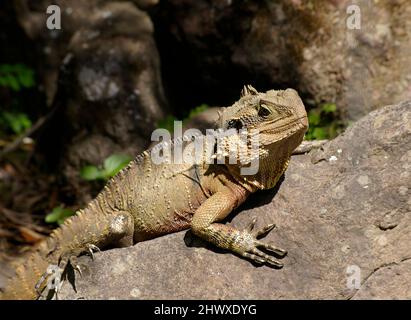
[255,223,276,238]
[74,265,82,276]
[88,244,100,252]
[88,248,94,260]
[246,218,257,232]
[86,244,100,260]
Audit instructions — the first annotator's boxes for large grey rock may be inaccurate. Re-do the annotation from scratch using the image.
[154,0,411,121]
[59,100,411,299]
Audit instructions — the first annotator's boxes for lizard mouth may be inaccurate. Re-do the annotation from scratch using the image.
[226,119,244,130]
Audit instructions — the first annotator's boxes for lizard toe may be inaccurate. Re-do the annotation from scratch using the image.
[35,264,64,299]
[254,223,276,238]
[86,243,101,260]
[256,240,287,257]
[249,247,283,268]
[246,217,258,232]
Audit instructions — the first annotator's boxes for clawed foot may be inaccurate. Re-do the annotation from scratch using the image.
[35,244,101,298]
[236,218,287,268]
[35,255,84,299]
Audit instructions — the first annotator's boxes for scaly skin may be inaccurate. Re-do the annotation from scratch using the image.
[1,86,308,299]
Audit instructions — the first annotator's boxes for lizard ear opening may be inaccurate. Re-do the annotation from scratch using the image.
[241,84,258,97]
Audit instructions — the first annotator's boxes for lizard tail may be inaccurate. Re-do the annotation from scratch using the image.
[1,247,49,300]
[1,199,134,300]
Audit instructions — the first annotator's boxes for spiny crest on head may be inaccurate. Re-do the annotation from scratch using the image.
[216,108,224,123]
[216,106,228,129]
[240,84,258,97]
[216,84,259,127]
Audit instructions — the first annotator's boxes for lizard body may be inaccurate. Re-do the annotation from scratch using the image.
[1,86,308,299]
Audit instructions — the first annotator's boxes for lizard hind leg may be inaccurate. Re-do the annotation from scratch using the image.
[29,209,134,300]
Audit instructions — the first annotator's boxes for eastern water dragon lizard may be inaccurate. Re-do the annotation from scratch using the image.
[1,85,309,299]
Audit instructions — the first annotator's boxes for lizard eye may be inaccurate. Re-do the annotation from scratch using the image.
[258,103,272,118]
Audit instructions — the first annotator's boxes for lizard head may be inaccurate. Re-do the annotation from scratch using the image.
[216,85,308,189]
[219,85,308,152]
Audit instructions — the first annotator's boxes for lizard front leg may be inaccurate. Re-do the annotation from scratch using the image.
[190,185,286,268]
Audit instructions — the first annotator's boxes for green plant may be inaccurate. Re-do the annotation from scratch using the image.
[157,115,178,132]
[305,103,344,140]
[0,111,32,134]
[80,154,133,181]
[156,104,209,132]
[0,64,35,91]
[0,64,35,137]
[45,206,75,225]
[186,104,209,120]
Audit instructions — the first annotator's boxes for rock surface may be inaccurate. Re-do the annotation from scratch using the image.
[154,0,411,121]
[59,100,410,299]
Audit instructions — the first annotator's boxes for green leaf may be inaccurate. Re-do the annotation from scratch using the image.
[6,74,20,91]
[0,76,8,87]
[157,115,178,132]
[80,165,102,181]
[312,127,327,140]
[0,64,12,73]
[80,154,132,181]
[308,110,321,126]
[187,104,209,119]
[19,114,31,130]
[156,104,209,133]
[102,154,132,178]
[45,206,75,225]
[0,63,35,90]
[2,112,31,134]
[321,103,337,114]
[304,131,313,140]
[17,69,35,88]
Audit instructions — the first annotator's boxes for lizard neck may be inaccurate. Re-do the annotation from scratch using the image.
[225,139,294,191]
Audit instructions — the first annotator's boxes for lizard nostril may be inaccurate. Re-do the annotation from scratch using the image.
[227,119,243,131]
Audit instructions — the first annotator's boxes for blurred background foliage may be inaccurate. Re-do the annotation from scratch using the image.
[306,103,346,140]
[0,64,35,136]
